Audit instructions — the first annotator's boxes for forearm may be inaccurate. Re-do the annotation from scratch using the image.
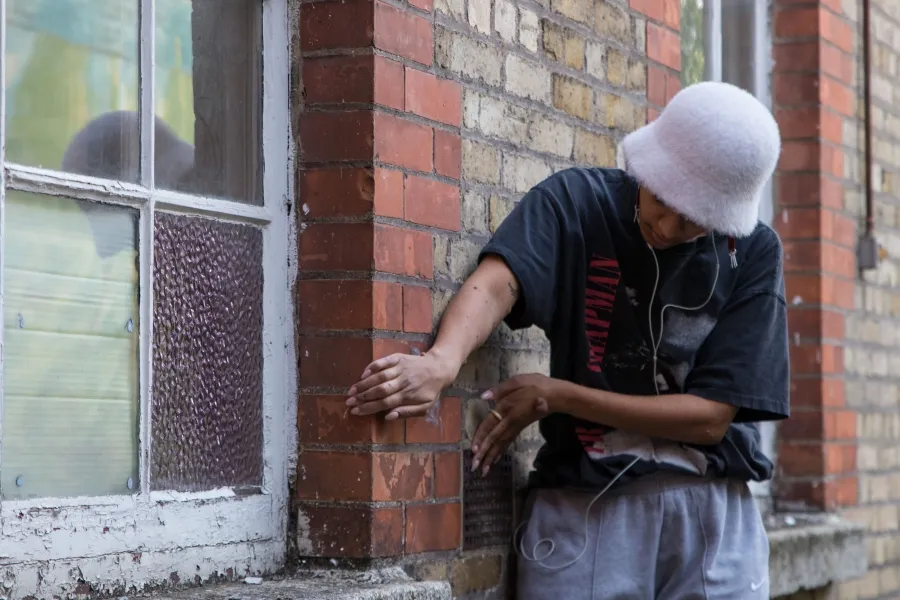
[428,256,518,375]
[552,381,737,445]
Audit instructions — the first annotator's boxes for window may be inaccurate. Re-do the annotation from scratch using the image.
[680,0,775,509]
[0,0,292,576]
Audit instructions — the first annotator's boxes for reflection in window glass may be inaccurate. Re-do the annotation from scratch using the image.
[2,192,139,499]
[680,0,705,87]
[5,0,139,178]
[155,0,262,204]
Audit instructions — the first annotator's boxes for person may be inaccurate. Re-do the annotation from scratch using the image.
[345,81,788,599]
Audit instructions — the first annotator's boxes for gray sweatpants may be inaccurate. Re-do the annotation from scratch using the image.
[516,473,769,600]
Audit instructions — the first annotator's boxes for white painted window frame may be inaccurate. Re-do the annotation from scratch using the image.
[0,0,294,581]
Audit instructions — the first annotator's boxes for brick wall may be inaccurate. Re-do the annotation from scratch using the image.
[293,0,672,596]
[841,0,900,596]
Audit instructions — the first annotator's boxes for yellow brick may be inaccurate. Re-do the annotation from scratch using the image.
[573,129,615,166]
[542,20,585,70]
[489,195,515,233]
[607,49,627,87]
[550,0,591,25]
[552,75,593,120]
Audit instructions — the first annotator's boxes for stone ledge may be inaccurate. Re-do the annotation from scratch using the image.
[137,568,451,600]
[767,513,867,598]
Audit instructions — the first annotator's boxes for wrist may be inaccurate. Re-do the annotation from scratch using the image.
[424,345,463,386]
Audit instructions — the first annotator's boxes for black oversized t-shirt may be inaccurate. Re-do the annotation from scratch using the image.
[479,167,790,489]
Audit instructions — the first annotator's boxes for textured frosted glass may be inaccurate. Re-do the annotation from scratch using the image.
[151,213,263,491]
[2,192,140,499]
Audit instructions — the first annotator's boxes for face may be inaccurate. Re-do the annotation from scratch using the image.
[637,187,707,250]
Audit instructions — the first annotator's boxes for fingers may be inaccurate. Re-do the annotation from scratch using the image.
[480,376,519,403]
[350,392,405,416]
[385,403,433,421]
[347,369,409,407]
[349,354,403,394]
[472,414,509,474]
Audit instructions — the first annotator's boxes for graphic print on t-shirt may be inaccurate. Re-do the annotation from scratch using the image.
[584,254,620,373]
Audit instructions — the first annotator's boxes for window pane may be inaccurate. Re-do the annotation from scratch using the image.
[5,0,139,180]
[154,0,262,204]
[721,0,756,93]
[680,0,705,86]
[151,213,263,491]
[2,192,140,499]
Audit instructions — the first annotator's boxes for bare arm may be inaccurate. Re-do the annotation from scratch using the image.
[347,255,519,419]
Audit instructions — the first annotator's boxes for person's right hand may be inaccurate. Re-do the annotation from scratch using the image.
[346,351,458,420]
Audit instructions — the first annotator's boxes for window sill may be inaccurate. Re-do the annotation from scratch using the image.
[137,568,452,600]
[767,513,867,598]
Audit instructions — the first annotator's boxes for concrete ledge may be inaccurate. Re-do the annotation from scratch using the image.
[767,513,867,598]
[138,568,452,600]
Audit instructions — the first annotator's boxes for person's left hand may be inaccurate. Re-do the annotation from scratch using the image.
[471,373,562,476]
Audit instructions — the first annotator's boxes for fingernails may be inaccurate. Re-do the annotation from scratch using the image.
[361,370,371,379]
[471,458,480,472]
[385,412,399,421]
[346,397,357,407]
[348,387,357,396]
[350,408,360,416]
[471,444,479,453]
[481,390,493,400]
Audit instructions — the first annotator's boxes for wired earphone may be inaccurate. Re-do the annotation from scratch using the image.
[514,194,736,571]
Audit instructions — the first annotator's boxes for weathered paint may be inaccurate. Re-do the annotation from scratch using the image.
[0,0,297,595]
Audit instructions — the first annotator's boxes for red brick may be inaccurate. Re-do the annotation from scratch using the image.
[774,7,819,38]
[647,66,666,106]
[300,0,374,51]
[785,273,855,309]
[665,72,680,103]
[407,396,462,443]
[403,285,433,333]
[296,451,372,501]
[776,107,841,144]
[405,176,461,230]
[820,76,853,116]
[405,68,462,126]
[821,42,853,84]
[434,131,461,180]
[773,41,818,73]
[663,0,679,29]
[629,0,663,22]
[374,112,433,172]
[298,394,405,444]
[298,279,402,331]
[300,223,374,272]
[779,442,823,477]
[824,443,856,475]
[299,336,377,388]
[790,377,845,408]
[774,73,819,106]
[297,504,403,557]
[777,477,856,511]
[776,173,844,209]
[434,452,461,498]
[646,23,680,70]
[648,108,661,122]
[374,281,405,330]
[405,502,461,553]
[304,55,374,105]
[374,224,433,278]
[780,408,857,441]
[375,167,405,218]
[777,141,843,178]
[298,111,374,163]
[374,1,433,65]
[374,55,405,110]
[789,343,843,375]
[787,307,845,340]
[300,168,374,218]
[372,452,432,501]
[409,0,433,10]
[820,9,853,53]
[776,207,856,246]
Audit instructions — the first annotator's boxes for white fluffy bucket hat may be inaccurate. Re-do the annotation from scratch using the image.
[621,81,781,238]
